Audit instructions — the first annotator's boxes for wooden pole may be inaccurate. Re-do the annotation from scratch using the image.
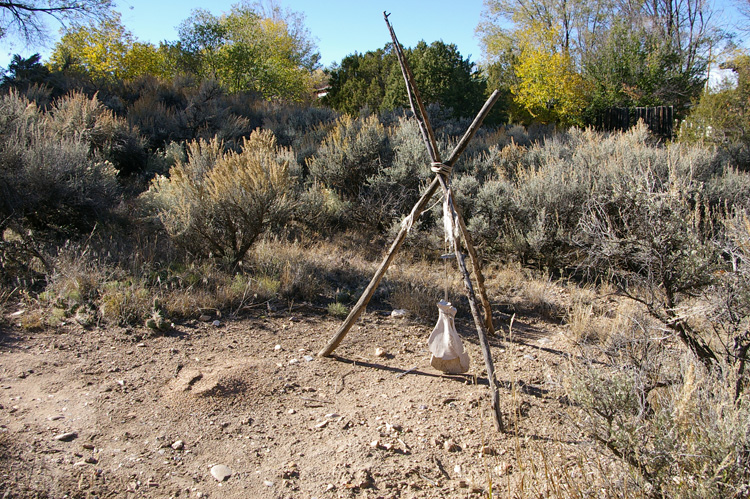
[437,174,504,431]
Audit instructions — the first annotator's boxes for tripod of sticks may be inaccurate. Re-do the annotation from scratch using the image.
[318,12,504,432]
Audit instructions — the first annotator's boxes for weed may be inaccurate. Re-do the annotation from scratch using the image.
[327,301,349,318]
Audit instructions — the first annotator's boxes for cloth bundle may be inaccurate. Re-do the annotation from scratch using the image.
[428,300,470,374]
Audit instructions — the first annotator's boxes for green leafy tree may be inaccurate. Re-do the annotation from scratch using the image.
[585,19,713,114]
[478,0,726,123]
[1,53,51,88]
[176,3,320,100]
[382,40,487,118]
[324,41,486,119]
[679,53,750,169]
[323,48,396,115]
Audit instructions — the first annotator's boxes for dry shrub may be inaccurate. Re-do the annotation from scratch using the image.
[384,259,457,320]
[564,305,750,498]
[146,129,294,268]
[98,280,152,325]
[563,283,613,344]
[44,91,147,175]
[307,114,389,202]
[0,91,121,238]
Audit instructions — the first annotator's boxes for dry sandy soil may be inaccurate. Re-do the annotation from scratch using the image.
[0,302,619,498]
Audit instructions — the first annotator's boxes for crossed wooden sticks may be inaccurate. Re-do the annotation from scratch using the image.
[318,13,504,432]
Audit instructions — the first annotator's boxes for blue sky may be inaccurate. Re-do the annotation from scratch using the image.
[1,0,487,70]
[0,0,745,71]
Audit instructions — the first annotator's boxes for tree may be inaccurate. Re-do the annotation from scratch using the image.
[583,0,722,113]
[679,53,750,169]
[47,13,169,82]
[512,23,588,125]
[0,0,112,43]
[478,0,726,123]
[1,53,50,88]
[324,41,487,120]
[175,2,320,101]
[322,48,396,114]
[382,40,487,118]
[477,0,613,64]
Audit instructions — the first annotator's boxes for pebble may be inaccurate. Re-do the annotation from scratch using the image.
[212,320,221,327]
[171,440,184,450]
[210,464,232,481]
[274,344,282,351]
[54,432,78,442]
[444,439,460,452]
[374,347,386,357]
[479,445,496,456]
[263,480,273,487]
[303,355,314,362]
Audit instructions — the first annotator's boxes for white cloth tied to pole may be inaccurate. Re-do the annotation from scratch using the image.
[428,300,470,374]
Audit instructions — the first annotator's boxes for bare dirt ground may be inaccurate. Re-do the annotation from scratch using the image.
[0,303,616,498]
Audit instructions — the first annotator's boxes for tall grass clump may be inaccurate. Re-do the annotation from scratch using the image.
[145,129,294,268]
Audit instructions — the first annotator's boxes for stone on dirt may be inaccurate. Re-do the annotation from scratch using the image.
[210,464,232,481]
[53,432,78,442]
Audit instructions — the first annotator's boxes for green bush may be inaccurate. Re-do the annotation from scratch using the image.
[145,129,294,268]
[307,113,390,201]
[679,55,750,171]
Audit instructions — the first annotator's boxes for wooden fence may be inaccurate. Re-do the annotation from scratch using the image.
[596,106,675,139]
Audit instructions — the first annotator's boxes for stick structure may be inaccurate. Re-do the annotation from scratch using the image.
[318,12,504,432]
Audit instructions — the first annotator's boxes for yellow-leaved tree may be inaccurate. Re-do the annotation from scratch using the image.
[47,12,170,82]
[512,23,589,126]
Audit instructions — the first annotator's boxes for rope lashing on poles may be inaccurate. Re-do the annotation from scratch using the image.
[430,162,452,176]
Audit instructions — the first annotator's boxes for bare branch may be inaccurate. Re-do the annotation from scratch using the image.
[0,0,113,44]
